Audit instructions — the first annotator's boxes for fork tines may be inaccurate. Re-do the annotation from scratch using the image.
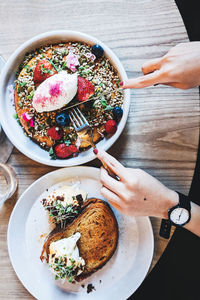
[69,107,90,132]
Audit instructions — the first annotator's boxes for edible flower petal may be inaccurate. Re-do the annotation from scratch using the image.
[22,112,32,122]
[66,53,79,72]
[29,118,34,127]
[85,52,96,61]
[22,112,34,127]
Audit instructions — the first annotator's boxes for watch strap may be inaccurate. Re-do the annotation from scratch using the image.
[159,192,190,239]
[177,192,191,211]
[159,218,172,239]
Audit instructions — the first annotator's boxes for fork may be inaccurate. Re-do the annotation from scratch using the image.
[69,107,98,151]
[69,107,119,180]
[69,107,91,133]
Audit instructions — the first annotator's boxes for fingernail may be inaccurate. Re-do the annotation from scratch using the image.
[119,81,124,87]
[93,148,98,155]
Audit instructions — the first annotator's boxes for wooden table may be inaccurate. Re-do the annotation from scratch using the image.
[0,0,199,299]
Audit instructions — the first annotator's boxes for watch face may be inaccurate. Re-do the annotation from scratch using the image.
[170,207,189,225]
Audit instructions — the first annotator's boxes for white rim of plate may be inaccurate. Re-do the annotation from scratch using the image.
[0,30,130,167]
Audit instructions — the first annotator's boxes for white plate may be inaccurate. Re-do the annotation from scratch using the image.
[0,30,130,167]
[7,167,154,300]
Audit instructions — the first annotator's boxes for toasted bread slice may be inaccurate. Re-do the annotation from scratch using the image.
[41,198,118,280]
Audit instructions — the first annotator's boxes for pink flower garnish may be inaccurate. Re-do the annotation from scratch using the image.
[66,52,79,72]
[22,112,31,122]
[85,52,96,61]
[22,112,34,127]
[29,118,34,127]
[49,82,62,96]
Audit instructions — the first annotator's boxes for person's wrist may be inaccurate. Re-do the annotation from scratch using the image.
[161,189,179,219]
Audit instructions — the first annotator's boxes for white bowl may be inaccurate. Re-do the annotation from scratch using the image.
[0,30,130,167]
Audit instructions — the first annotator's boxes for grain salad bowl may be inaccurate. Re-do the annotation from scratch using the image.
[0,30,130,167]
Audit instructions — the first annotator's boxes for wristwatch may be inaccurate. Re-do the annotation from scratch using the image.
[159,192,191,239]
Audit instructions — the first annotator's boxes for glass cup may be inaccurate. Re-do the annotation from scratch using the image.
[0,126,17,205]
[0,162,18,206]
[0,56,18,205]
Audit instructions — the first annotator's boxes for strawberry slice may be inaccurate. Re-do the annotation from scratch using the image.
[54,144,78,159]
[47,126,63,140]
[77,76,95,102]
[33,59,57,84]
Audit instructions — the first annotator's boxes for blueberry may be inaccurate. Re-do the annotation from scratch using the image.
[112,106,123,121]
[91,44,104,59]
[55,112,70,126]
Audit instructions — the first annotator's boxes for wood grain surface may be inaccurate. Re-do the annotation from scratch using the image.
[0,0,199,299]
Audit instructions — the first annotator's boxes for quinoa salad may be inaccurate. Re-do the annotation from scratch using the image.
[13,42,124,159]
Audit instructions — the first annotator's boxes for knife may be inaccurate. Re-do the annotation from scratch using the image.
[65,96,96,110]
[65,87,121,110]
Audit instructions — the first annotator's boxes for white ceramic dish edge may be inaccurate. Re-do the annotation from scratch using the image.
[0,30,130,167]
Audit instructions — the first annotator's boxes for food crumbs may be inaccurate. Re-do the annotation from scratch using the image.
[87,283,95,293]
[40,233,47,239]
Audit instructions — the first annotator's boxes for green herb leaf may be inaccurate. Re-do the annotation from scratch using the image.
[101,98,107,107]
[18,101,23,108]
[49,147,57,160]
[27,90,34,100]
[19,82,27,87]
[62,62,67,70]
[49,59,59,73]
[104,105,113,111]
[64,140,71,146]
[24,65,32,72]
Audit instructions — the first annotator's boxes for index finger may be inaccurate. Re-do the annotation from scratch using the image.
[122,70,163,89]
[95,149,126,180]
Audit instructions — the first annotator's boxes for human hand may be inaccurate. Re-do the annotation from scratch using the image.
[95,149,178,219]
[121,42,200,89]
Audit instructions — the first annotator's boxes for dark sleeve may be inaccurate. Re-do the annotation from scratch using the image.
[175,0,200,41]
[188,138,200,205]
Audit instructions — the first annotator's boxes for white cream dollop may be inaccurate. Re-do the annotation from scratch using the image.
[32,71,77,113]
[45,185,87,207]
[49,232,85,272]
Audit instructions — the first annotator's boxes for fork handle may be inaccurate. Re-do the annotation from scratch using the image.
[101,160,120,181]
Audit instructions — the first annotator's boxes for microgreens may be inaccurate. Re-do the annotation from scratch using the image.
[48,59,59,72]
[49,257,77,282]
[49,147,57,160]
[24,65,33,72]
[43,200,80,228]
[41,64,53,75]
[100,98,107,107]
[104,105,113,111]
[27,90,34,100]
